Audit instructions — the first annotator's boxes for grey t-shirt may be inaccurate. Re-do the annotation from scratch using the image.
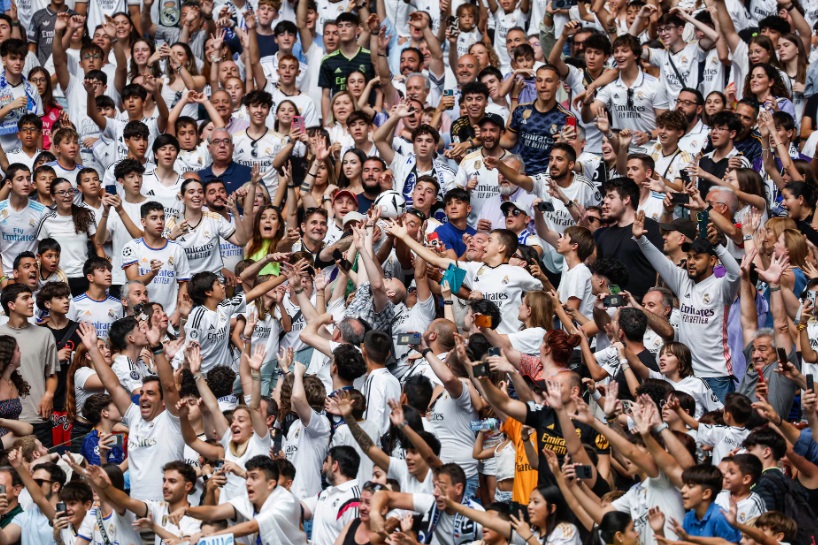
[738,343,800,418]
[0,322,58,424]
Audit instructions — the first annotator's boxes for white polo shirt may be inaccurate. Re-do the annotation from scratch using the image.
[303,479,361,545]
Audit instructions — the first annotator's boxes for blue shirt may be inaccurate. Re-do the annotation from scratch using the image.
[435,222,476,258]
[197,161,253,194]
[683,502,741,542]
[80,429,126,466]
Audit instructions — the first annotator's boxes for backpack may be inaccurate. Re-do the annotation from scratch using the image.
[766,470,818,545]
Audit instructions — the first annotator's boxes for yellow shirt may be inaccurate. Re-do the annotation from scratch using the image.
[502,417,538,504]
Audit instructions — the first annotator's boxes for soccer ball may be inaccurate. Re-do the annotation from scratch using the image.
[373,190,406,219]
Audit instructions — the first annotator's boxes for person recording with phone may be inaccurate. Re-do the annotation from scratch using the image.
[79,393,126,467]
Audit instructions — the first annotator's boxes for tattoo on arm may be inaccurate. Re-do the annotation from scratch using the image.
[347,417,375,451]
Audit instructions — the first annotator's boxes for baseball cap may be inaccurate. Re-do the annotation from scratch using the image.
[477,113,505,129]
[659,218,697,241]
[501,201,530,216]
[342,211,366,227]
[333,189,358,205]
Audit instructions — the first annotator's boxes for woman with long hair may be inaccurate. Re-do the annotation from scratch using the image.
[28,67,62,150]
[703,91,726,127]
[722,168,768,224]
[470,41,501,70]
[326,91,358,147]
[777,33,807,128]
[37,178,102,295]
[781,181,817,227]
[66,338,112,453]
[298,139,338,215]
[598,512,640,545]
[166,178,252,275]
[743,63,795,118]
[336,482,392,545]
[112,11,140,61]
[346,70,383,121]
[0,336,32,446]
[161,43,206,119]
[337,148,366,194]
[131,38,161,83]
[245,205,287,275]
[478,290,554,357]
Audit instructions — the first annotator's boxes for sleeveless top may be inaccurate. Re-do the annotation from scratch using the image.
[342,519,365,545]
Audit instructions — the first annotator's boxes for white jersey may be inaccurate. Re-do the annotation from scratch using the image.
[531,173,601,232]
[233,486,308,545]
[386,456,435,494]
[76,507,142,545]
[121,238,192,316]
[220,213,244,277]
[232,129,287,195]
[459,261,543,334]
[184,294,247,373]
[429,380,480,478]
[123,403,185,500]
[144,500,202,545]
[36,210,96,277]
[111,353,152,395]
[76,0,139,39]
[611,472,685,545]
[175,143,212,173]
[269,88,320,128]
[284,409,331,500]
[697,424,750,465]
[45,160,84,187]
[68,293,123,340]
[167,212,236,275]
[595,70,669,141]
[0,198,46,275]
[392,295,437,371]
[240,301,283,370]
[102,116,161,164]
[3,149,39,171]
[361,367,402,437]
[452,150,506,228]
[648,370,723,419]
[635,236,740,378]
[141,169,184,220]
[715,491,766,524]
[99,199,145,285]
[220,427,272,503]
[647,44,700,104]
[565,66,603,154]
[330,419,381,484]
[303,479,360,545]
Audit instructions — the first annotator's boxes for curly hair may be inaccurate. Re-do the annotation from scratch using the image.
[0,336,30,397]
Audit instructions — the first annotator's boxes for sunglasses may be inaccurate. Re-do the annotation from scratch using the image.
[407,208,427,222]
[363,481,386,492]
[586,216,601,223]
[503,208,525,217]
[626,88,634,109]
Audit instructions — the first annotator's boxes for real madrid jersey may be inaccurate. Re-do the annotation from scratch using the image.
[647,44,700,104]
[595,70,669,142]
[144,500,201,545]
[111,353,152,395]
[121,238,191,316]
[76,506,142,545]
[459,261,543,334]
[141,169,184,220]
[232,129,287,195]
[166,212,236,276]
[185,294,247,374]
[508,102,575,176]
[0,198,46,275]
[68,293,123,340]
[452,150,508,228]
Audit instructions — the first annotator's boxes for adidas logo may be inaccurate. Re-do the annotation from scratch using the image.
[209,325,216,330]
[147,190,155,195]
[334,68,343,73]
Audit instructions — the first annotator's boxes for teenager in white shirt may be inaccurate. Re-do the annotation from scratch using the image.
[141,134,184,220]
[68,257,123,340]
[0,163,46,276]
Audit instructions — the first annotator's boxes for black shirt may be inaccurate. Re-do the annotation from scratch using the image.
[42,320,81,412]
[318,48,375,96]
[594,218,663,299]
[524,402,611,496]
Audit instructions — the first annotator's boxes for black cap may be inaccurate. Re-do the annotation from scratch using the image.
[659,218,697,241]
[477,113,505,129]
[690,237,718,256]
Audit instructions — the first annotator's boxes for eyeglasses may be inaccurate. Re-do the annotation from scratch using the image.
[675,98,699,107]
[29,77,47,85]
[407,208,427,222]
[503,208,525,217]
[626,88,634,109]
[19,127,39,133]
[211,138,231,146]
[82,53,102,60]
[54,190,74,197]
[33,478,52,486]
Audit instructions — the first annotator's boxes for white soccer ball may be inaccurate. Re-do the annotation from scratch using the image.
[373,190,406,219]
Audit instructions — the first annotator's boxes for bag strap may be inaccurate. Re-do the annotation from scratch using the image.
[57,322,79,349]
[95,509,114,545]
[667,53,687,87]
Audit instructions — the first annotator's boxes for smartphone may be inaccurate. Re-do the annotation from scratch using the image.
[0,485,6,494]
[621,400,635,414]
[472,361,489,378]
[777,347,788,365]
[448,15,458,29]
[112,434,124,447]
[807,374,815,391]
[332,249,344,261]
[214,460,225,470]
[56,502,67,516]
[603,294,625,308]
[443,89,454,97]
[566,117,577,129]
[104,184,117,195]
[609,284,621,295]
[697,208,710,237]
[474,314,493,328]
[292,115,305,132]
[337,258,353,272]
[670,193,690,205]
[488,346,501,357]
[397,332,422,345]
[575,465,593,480]
[537,201,555,213]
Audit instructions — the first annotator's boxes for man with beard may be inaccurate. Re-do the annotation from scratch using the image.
[374,104,455,206]
[452,113,510,228]
[675,88,710,156]
[358,157,387,214]
[595,177,663,298]
[633,211,741,401]
[731,98,763,169]
[502,65,576,176]
[487,144,600,278]
[197,128,252,194]
[203,179,244,287]
[293,208,330,262]
[302,446,361,545]
[477,155,536,230]
[120,280,149,317]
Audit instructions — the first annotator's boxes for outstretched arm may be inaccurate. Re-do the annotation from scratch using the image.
[328,392,392,471]
[77,323,132,416]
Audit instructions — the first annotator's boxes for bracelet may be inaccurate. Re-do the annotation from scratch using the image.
[798,322,808,331]
[769,286,781,292]
[250,371,261,380]
[443,300,454,305]
[151,345,164,355]
[240,334,250,341]
[193,373,203,381]
[397,420,408,429]
[322,197,332,202]
[786,3,796,10]
[421,347,433,358]
[653,422,669,433]
[743,234,753,241]
[307,170,318,177]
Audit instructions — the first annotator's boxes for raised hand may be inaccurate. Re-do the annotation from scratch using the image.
[632,210,647,239]
[388,399,405,427]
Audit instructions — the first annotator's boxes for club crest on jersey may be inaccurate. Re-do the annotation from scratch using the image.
[550,124,560,135]
[474,160,482,170]
[168,256,174,265]
[0,210,7,219]
[502,276,509,285]
[703,293,711,304]
[522,109,532,120]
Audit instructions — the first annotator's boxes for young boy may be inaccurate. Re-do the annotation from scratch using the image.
[0,40,42,152]
[167,92,222,173]
[3,114,43,170]
[680,464,742,541]
[498,44,537,105]
[534,220,595,316]
[453,3,483,59]
[674,392,753,466]
[101,121,156,191]
[52,481,94,545]
[232,90,284,193]
[79,393,125,466]
[32,164,55,206]
[37,238,68,288]
[715,454,766,524]
[724,510,797,545]
[45,127,83,186]
[142,134,184,220]
[434,188,476,259]
[68,257,123,340]
[122,201,190,319]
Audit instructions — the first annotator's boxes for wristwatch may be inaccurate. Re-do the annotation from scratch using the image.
[653,423,669,433]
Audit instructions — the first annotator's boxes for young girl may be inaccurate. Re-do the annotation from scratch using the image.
[166,178,251,275]
[703,91,727,126]
[777,33,807,130]
[346,70,383,122]
[36,178,101,295]
[28,67,62,150]
[162,43,207,119]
